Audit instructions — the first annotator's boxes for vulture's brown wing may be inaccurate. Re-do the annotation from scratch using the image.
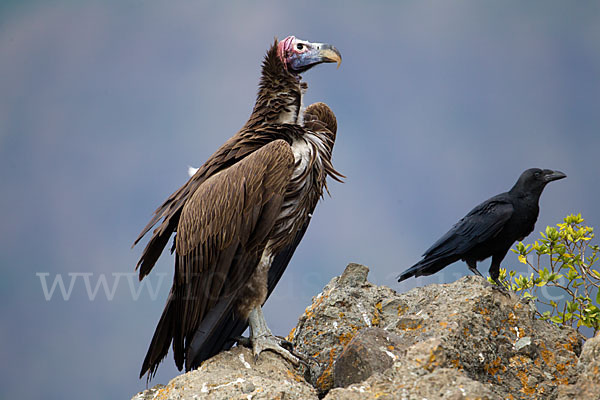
[304,102,337,140]
[303,102,344,185]
[134,134,275,280]
[140,139,294,377]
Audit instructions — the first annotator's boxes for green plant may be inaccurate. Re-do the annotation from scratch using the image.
[491,213,600,335]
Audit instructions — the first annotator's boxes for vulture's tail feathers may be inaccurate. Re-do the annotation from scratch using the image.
[185,296,239,371]
[140,292,176,381]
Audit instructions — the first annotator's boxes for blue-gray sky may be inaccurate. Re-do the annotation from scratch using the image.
[1,1,599,399]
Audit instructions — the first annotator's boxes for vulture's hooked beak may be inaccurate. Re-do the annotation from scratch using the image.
[288,41,342,73]
[544,170,567,183]
[314,43,342,68]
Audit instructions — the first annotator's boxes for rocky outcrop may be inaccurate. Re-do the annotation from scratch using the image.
[132,263,597,400]
[557,333,600,399]
[132,346,317,400]
[291,263,584,399]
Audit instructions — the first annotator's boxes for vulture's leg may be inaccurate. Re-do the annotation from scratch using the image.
[248,306,300,365]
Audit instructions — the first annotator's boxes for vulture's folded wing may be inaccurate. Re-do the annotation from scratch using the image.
[140,139,294,377]
[134,134,278,280]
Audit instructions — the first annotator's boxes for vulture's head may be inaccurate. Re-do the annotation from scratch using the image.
[277,36,341,74]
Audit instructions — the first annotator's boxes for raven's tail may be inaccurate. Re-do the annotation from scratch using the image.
[397,256,458,282]
[397,261,427,282]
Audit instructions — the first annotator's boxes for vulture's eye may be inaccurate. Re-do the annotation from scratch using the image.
[296,43,304,51]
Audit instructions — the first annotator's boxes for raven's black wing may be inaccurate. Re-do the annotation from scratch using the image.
[398,195,514,281]
[424,197,514,259]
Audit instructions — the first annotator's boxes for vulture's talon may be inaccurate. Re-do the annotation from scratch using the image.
[275,336,294,350]
[292,349,317,369]
[252,334,300,366]
[274,336,316,368]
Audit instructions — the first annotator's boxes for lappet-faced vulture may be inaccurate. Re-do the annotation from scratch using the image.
[133,36,343,379]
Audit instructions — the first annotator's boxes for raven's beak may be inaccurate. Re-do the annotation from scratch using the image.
[288,42,342,73]
[545,170,567,182]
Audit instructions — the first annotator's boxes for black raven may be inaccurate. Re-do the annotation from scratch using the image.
[398,168,566,284]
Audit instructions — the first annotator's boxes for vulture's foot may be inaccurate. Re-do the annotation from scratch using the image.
[247,306,309,366]
[235,334,312,367]
[251,333,301,366]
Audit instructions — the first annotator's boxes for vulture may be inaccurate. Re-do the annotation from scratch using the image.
[133,36,343,379]
[398,168,566,285]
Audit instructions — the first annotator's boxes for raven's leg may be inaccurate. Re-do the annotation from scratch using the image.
[247,306,300,365]
[488,252,510,294]
[489,251,510,285]
[466,260,483,277]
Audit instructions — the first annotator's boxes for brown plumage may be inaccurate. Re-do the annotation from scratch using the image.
[133,36,342,379]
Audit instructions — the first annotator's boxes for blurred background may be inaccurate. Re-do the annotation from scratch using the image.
[1,1,599,399]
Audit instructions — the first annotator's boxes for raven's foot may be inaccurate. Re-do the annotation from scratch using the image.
[486,279,511,296]
[466,261,484,278]
[468,267,484,277]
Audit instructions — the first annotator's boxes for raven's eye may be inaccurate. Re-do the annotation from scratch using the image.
[534,171,541,177]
